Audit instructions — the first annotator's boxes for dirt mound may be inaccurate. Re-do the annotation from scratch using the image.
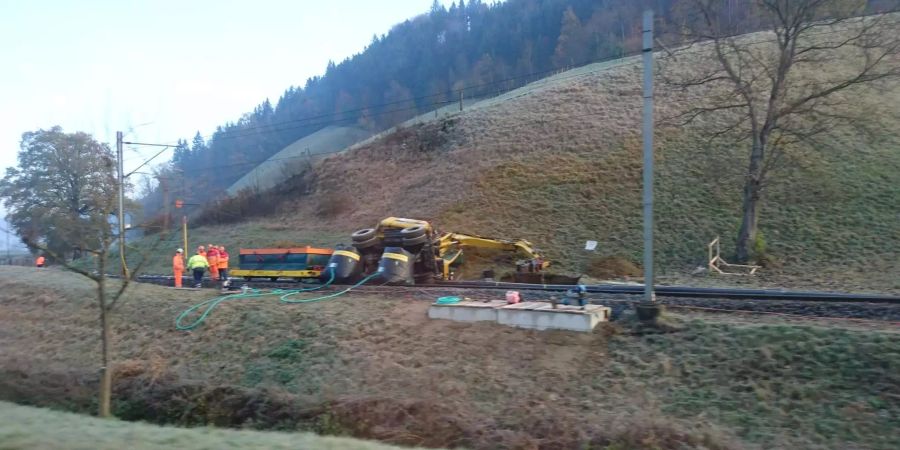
[587,255,642,279]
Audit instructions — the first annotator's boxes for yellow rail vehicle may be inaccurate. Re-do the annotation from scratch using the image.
[230,247,333,281]
[330,217,564,285]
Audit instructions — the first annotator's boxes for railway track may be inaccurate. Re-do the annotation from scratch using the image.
[138,274,900,301]
[137,275,900,322]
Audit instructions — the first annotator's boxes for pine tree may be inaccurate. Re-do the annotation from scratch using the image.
[430,0,444,15]
[552,7,588,69]
[191,131,206,153]
[172,139,190,168]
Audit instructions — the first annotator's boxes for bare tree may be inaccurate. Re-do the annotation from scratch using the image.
[664,0,900,261]
[1,127,163,417]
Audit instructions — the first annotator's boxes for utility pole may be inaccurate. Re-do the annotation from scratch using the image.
[116,131,129,278]
[178,169,187,259]
[115,138,178,274]
[640,10,657,310]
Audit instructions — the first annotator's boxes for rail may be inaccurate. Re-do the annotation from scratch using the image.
[136,275,900,303]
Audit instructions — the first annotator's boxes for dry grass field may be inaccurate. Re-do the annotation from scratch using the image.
[2,266,898,449]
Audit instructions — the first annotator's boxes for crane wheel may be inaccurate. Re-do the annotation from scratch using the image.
[400,225,426,238]
[353,236,380,249]
[352,228,376,242]
[402,234,429,246]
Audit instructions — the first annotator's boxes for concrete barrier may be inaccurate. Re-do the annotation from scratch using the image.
[427,300,506,322]
[496,302,610,331]
[428,300,610,332]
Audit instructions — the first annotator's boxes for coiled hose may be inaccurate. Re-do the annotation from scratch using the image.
[175,268,377,331]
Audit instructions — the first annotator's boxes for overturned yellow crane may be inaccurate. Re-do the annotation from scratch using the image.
[326,217,560,285]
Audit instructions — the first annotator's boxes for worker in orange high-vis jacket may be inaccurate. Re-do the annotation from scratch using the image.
[217,246,229,282]
[206,245,220,281]
[172,248,185,288]
[35,255,45,268]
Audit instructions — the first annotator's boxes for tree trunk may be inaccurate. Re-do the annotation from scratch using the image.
[98,279,112,417]
[735,139,765,262]
[97,254,112,417]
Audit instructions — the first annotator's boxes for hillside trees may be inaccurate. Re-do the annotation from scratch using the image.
[553,6,589,68]
[666,0,900,262]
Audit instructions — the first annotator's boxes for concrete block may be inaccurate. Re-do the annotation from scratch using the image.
[497,302,610,332]
[428,300,506,322]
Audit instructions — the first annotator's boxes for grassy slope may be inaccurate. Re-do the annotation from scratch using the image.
[302,36,899,287]
[227,125,372,195]
[1,266,898,449]
[132,26,899,291]
[0,401,409,450]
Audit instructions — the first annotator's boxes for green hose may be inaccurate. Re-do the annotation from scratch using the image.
[175,268,342,331]
[436,296,462,304]
[175,288,288,330]
[280,272,380,303]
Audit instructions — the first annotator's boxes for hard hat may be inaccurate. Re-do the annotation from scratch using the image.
[176,248,183,253]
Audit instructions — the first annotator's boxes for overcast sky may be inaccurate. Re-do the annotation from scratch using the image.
[0,0,452,250]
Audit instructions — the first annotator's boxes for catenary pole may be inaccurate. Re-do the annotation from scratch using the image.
[116,131,129,278]
[641,10,655,303]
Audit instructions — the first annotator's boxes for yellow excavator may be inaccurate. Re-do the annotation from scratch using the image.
[327,217,567,285]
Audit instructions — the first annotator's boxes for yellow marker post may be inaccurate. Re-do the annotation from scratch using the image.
[182,216,188,264]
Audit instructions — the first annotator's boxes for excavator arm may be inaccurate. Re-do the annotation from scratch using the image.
[436,232,548,279]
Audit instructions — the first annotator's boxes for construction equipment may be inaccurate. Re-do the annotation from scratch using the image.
[707,236,760,275]
[329,217,566,285]
[230,246,333,281]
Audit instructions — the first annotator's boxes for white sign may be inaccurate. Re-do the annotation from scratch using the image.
[584,240,598,251]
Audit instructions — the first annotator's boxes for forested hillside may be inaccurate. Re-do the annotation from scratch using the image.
[144,0,690,211]
[142,0,895,216]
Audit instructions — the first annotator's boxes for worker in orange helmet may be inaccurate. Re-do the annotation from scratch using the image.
[206,244,220,281]
[217,245,229,283]
[35,255,46,268]
[172,248,185,288]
